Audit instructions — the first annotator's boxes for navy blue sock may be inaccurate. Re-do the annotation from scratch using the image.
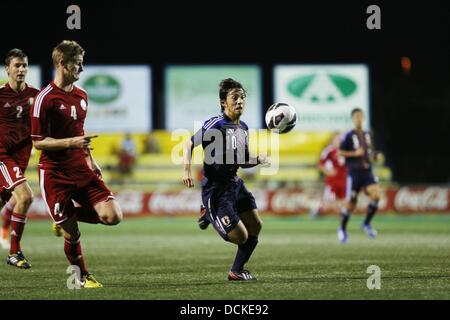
[340,208,350,231]
[231,235,258,272]
[364,200,379,225]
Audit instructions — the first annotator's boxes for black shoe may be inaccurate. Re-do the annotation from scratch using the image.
[6,251,32,269]
[228,269,256,281]
[198,205,210,230]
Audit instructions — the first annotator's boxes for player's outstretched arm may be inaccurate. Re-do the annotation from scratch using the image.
[33,135,98,151]
[182,139,194,188]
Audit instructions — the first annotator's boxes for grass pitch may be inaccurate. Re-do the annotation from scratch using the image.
[0,214,449,300]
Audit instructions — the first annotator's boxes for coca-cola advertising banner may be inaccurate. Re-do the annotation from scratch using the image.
[24,186,450,219]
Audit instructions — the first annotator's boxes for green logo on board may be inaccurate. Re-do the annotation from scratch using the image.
[83,75,121,104]
[287,73,357,103]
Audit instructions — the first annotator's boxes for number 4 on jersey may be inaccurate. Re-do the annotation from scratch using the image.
[71,105,77,120]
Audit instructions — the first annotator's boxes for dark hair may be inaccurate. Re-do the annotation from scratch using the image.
[4,48,27,66]
[351,107,363,116]
[219,78,247,112]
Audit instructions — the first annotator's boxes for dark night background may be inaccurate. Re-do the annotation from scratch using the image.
[2,0,450,184]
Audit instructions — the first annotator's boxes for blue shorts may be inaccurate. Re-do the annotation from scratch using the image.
[346,169,379,202]
[201,177,257,241]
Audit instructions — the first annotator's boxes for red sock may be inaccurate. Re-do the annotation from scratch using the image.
[64,237,89,276]
[10,213,26,254]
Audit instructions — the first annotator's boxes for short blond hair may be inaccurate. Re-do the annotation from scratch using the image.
[52,40,85,67]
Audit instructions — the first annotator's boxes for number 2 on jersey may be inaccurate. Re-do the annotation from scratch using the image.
[16,105,23,118]
[13,167,23,179]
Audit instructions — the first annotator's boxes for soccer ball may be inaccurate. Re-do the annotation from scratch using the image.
[265,103,297,134]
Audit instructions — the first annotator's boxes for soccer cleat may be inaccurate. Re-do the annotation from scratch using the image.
[52,222,63,237]
[79,273,103,288]
[198,204,210,230]
[6,251,31,269]
[361,223,377,238]
[337,228,349,244]
[228,269,257,281]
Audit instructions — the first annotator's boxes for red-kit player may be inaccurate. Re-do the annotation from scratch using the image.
[0,49,38,268]
[311,133,347,219]
[31,40,123,288]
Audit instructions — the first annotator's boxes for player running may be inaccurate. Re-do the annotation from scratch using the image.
[310,132,347,219]
[182,78,269,281]
[0,49,38,268]
[31,40,123,287]
[338,108,381,244]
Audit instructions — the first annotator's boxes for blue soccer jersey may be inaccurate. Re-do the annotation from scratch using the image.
[340,129,374,172]
[191,112,251,184]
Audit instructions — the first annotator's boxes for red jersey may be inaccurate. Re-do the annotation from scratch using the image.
[0,83,39,155]
[319,145,347,186]
[31,82,90,171]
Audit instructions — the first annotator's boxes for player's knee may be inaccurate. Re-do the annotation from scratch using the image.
[229,233,248,246]
[98,201,123,225]
[24,193,33,207]
[113,211,123,225]
[16,192,33,208]
[102,212,122,225]
[235,235,248,246]
[253,218,263,235]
